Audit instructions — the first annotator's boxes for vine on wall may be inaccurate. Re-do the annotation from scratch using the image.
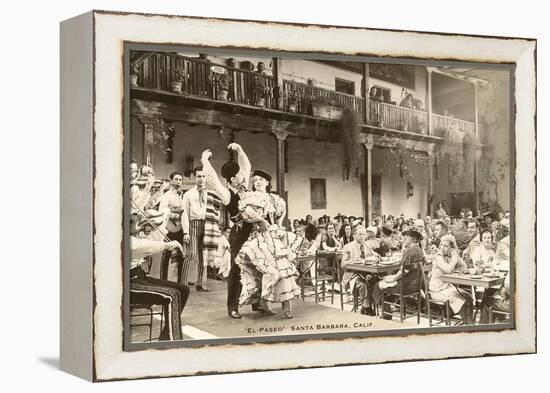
[339,109,362,180]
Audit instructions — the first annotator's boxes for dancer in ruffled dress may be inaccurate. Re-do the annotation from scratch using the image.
[235,170,303,318]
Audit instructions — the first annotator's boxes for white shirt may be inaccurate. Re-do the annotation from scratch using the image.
[130,237,166,270]
[182,186,208,234]
[159,188,185,233]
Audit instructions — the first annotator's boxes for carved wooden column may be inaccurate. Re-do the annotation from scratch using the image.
[273,129,288,197]
[426,146,436,217]
[363,135,374,225]
[362,63,370,124]
[272,58,284,111]
[473,83,480,212]
[427,68,433,136]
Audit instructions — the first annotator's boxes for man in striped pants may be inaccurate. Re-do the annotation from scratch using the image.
[181,167,210,291]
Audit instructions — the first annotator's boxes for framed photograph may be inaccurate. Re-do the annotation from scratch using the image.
[60,10,536,381]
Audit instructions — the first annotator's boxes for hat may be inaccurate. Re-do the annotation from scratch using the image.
[221,161,240,181]
[484,211,499,221]
[139,210,164,227]
[402,229,423,242]
[153,178,164,187]
[251,169,272,182]
[366,226,378,235]
[414,219,425,227]
[135,176,148,187]
[500,218,510,228]
[381,225,394,236]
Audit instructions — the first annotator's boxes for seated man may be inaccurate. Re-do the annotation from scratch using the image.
[372,229,424,320]
[341,226,379,316]
[130,211,190,341]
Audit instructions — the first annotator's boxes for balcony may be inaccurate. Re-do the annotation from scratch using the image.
[131,52,480,145]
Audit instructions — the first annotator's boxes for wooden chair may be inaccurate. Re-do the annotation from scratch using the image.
[380,264,422,323]
[299,251,336,304]
[488,307,511,323]
[130,301,164,342]
[420,268,451,326]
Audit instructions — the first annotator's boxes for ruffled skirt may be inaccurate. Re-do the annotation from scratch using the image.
[236,227,303,304]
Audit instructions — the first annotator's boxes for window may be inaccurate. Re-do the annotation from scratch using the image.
[335,78,355,95]
[310,178,327,209]
[373,85,392,104]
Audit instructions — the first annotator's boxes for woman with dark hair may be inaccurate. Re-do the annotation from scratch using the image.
[339,223,354,246]
[322,222,341,252]
[471,229,497,270]
[235,170,303,318]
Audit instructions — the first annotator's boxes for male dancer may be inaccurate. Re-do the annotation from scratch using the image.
[181,166,212,291]
[200,143,258,318]
[159,171,186,281]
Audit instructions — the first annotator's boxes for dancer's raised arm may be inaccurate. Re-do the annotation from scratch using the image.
[200,149,231,205]
[228,143,251,189]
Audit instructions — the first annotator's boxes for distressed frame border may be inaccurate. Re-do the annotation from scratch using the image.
[92,10,536,381]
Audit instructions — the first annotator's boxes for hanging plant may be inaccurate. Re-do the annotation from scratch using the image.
[339,108,361,180]
[377,133,432,178]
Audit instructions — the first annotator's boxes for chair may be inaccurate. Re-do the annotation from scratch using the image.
[130,301,164,342]
[420,268,452,326]
[488,307,511,323]
[380,263,422,323]
[299,251,336,304]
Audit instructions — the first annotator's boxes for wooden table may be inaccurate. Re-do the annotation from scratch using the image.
[344,262,401,275]
[440,273,505,288]
[440,273,506,324]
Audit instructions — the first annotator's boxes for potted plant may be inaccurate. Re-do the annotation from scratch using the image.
[311,96,342,119]
[171,66,187,93]
[130,63,139,87]
[253,74,267,106]
[210,71,232,101]
[285,90,299,113]
[226,58,237,68]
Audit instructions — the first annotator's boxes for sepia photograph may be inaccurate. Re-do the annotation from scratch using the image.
[126,47,514,345]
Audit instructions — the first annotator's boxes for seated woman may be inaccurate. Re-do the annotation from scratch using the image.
[339,223,354,246]
[322,222,342,252]
[471,229,497,271]
[429,235,473,325]
[235,170,303,319]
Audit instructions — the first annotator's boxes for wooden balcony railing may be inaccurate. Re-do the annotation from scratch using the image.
[133,52,481,143]
[432,114,476,136]
[135,53,277,109]
[367,101,429,134]
[282,80,364,119]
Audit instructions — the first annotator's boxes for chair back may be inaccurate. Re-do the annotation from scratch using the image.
[399,262,423,296]
[315,251,337,278]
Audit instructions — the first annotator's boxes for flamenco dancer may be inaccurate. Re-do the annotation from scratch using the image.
[235,170,303,318]
[199,144,259,319]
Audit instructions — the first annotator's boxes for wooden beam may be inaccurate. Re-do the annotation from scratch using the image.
[130,88,446,146]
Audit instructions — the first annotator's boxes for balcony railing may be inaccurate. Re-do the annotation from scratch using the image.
[367,101,429,134]
[135,53,277,109]
[432,114,475,135]
[282,80,364,119]
[133,52,479,142]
